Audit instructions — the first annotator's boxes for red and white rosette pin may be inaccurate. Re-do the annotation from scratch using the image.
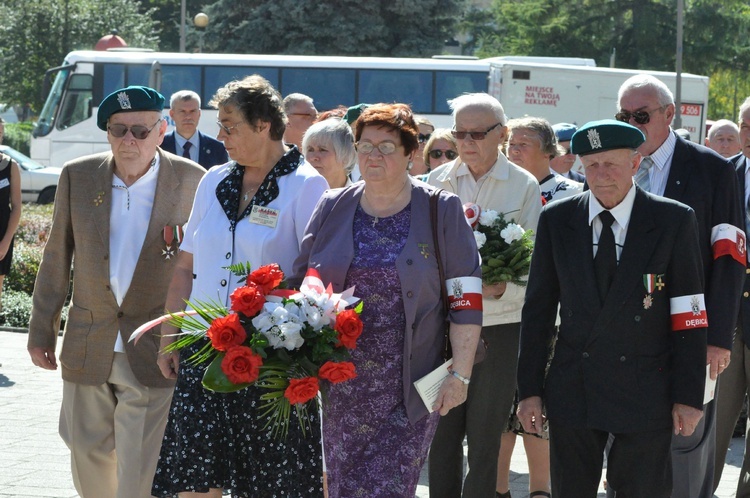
[464,202,481,229]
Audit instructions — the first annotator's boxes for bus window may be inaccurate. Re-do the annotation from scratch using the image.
[203,66,279,105]
[358,70,432,113]
[435,71,487,114]
[280,68,355,112]
[101,63,151,102]
[33,67,70,138]
[57,74,93,130]
[161,65,202,105]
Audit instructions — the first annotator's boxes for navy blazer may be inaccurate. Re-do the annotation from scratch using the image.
[161,130,228,170]
[733,153,750,345]
[291,179,482,424]
[518,188,707,433]
[661,133,745,350]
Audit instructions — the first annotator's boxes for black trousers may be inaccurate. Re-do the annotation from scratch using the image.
[549,422,672,498]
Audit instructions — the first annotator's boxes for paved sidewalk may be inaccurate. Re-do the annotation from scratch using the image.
[0,330,744,497]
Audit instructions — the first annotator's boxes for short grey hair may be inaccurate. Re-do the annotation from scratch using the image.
[283,93,315,113]
[448,93,507,126]
[507,116,558,159]
[739,97,750,122]
[708,119,740,140]
[617,74,674,108]
[301,118,357,174]
[170,90,201,108]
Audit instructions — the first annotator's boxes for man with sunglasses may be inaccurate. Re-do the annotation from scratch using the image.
[27,85,205,498]
[612,74,745,498]
[427,93,542,498]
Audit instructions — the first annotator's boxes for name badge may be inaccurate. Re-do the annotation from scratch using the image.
[0,179,10,189]
[249,205,279,228]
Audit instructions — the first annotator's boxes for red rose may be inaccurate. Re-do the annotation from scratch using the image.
[335,309,363,349]
[318,361,356,384]
[463,202,481,228]
[221,345,263,384]
[284,377,319,405]
[249,264,285,293]
[230,282,266,317]
[207,314,247,351]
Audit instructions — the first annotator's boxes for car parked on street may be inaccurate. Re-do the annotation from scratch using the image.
[0,145,60,203]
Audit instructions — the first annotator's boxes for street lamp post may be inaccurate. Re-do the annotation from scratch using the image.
[194,13,209,53]
[180,0,186,52]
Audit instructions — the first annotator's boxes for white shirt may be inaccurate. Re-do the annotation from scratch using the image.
[588,184,637,262]
[454,160,493,204]
[642,130,677,196]
[175,131,199,164]
[182,161,328,307]
[110,156,160,352]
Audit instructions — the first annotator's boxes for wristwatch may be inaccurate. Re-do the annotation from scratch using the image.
[449,369,470,385]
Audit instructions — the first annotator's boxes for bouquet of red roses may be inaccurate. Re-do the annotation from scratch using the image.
[131,263,363,438]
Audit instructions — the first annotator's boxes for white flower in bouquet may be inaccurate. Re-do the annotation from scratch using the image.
[474,231,487,250]
[253,302,305,350]
[500,223,526,244]
[296,291,336,331]
[479,209,500,227]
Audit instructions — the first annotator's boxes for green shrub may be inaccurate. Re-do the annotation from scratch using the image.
[16,203,54,246]
[3,122,33,156]
[2,288,32,327]
[7,242,43,295]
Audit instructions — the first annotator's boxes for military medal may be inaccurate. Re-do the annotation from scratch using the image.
[642,274,664,309]
[162,225,184,260]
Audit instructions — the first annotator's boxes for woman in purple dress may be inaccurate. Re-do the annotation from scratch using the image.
[292,103,483,497]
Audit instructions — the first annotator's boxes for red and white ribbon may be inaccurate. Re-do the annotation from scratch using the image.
[711,223,746,265]
[446,276,483,311]
[670,294,708,331]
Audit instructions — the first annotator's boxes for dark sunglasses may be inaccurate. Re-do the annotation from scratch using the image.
[418,133,432,143]
[614,105,666,125]
[451,122,502,141]
[429,149,458,160]
[108,119,162,139]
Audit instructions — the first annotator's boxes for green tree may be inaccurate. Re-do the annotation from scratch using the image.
[200,0,464,56]
[0,0,158,111]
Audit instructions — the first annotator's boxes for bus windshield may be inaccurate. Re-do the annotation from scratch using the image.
[33,67,70,138]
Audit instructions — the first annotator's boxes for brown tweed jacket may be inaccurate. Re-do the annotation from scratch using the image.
[28,149,205,388]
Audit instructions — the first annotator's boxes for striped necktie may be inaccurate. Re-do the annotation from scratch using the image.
[635,156,654,192]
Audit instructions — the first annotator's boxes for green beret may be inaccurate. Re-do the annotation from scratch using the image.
[571,119,645,156]
[342,103,370,125]
[97,86,165,131]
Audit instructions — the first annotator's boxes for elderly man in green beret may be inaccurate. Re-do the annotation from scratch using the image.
[517,119,708,497]
[27,86,205,498]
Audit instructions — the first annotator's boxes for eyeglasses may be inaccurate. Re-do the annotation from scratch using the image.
[107,119,162,139]
[355,141,398,155]
[216,120,244,135]
[451,122,503,141]
[428,149,458,160]
[418,133,432,143]
[615,105,666,125]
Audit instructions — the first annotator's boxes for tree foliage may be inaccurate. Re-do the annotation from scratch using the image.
[200,0,464,57]
[467,0,750,120]
[0,0,159,111]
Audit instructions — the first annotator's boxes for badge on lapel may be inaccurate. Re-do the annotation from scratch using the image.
[642,273,665,309]
[93,191,105,206]
[162,225,184,260]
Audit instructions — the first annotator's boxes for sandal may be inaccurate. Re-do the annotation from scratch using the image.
[529,492,551,498]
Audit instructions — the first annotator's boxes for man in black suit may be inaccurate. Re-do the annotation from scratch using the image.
[161,90,228,169]
[518,119,709,497]
[714,96,750,495]
[615,74,745,498]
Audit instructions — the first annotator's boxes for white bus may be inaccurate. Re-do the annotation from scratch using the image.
[31,50,491,167]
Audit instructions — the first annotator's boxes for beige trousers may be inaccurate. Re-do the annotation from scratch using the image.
[59,353,173,498]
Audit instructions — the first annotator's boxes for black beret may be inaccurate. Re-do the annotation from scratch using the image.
[97,86,165,131]
[571,119,645,156]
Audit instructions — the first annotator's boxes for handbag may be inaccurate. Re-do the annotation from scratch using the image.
[429,188,487,365]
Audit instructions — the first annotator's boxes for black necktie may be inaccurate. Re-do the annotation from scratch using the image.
[594,210,617,300]
[182,141,192,159]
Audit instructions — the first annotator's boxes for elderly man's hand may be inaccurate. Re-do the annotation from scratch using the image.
[673,403,703,436]
[28,347,57,370]
[482,282,507,299]
[433,375,469,416]
[517,396,545,435]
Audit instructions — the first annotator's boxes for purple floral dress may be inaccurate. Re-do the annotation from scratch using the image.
[323,203,440,497]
